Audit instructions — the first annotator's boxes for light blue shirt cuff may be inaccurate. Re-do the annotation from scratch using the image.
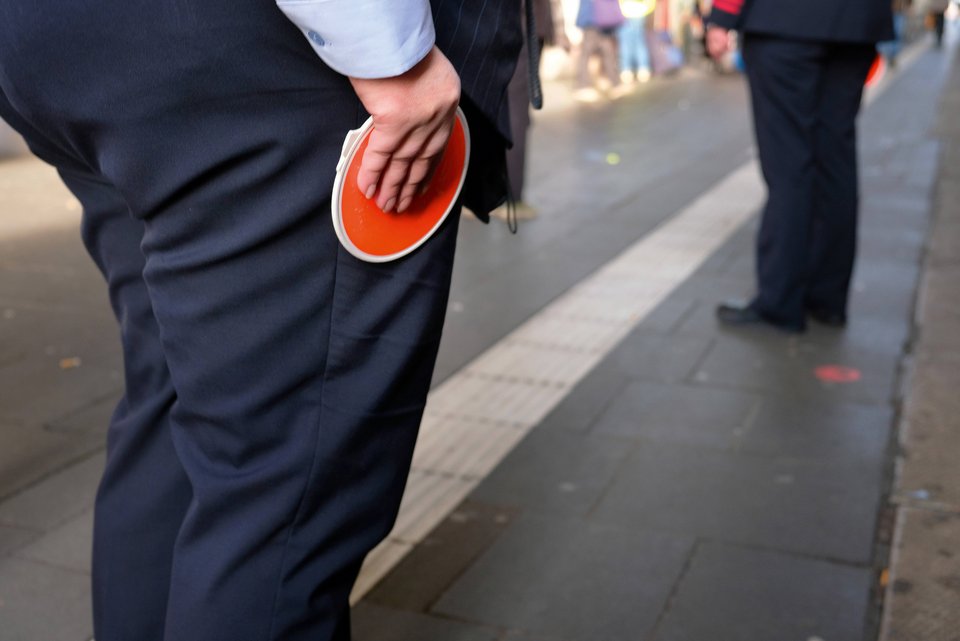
[276,0,436,78]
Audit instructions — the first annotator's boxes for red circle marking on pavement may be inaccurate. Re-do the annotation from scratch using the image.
[814,365,862,384]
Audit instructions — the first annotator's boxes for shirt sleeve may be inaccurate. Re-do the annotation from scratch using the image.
[275,0,436,79]
[707,0,744,29]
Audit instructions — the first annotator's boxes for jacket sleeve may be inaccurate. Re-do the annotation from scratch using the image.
[707,0,745,29]
[275,0,436,78]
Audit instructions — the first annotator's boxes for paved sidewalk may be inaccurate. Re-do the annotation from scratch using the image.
[352,42,959,641]
[879,42,960,641]
[0,37,956,641]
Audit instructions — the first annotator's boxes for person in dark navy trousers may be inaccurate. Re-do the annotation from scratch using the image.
[0,1,519,640]
[707,0,894,332]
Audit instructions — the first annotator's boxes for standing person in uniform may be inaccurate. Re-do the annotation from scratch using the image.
[0,1,520,640]
[708,0,894,333]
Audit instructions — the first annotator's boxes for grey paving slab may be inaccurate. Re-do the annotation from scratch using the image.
[352,603,499,641]
[0,452,103,530]
[0,523,39,556]
[853,258,923,299]
[15,508,92,574]
[858,226,926,265]
[631,297,697,334]
[669,271,754,303]
[0,304,119,368]
[882,509,960,641]
[591,381,760,449]
[734,396,893,464]
[652,542,873,641]
[591,441,884,563]
[471,430,633,517]
[0,556,92,641]
[691,333,900,405]
[46,392,118,434]
[432,514,694,641]
[718,249,755,279]
[0,352,122,425]
[537,358,630,433]
[603,331,714,384]
[802,315,912,358]
[0,419,105,502]
[0,235,110,315]
[366,501,518,613]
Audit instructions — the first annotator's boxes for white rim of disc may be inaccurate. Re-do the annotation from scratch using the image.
[331,107,470,263]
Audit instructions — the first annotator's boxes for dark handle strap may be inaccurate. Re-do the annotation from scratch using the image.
[524,0,544,110]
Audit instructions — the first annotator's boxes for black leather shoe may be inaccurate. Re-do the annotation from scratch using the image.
[715,301,806,334]
[807,307,847,328]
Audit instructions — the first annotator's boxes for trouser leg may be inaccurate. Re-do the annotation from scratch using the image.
[60,169,192,641]
[122,76,458,641]
[636,20,651,72]
[805,43,875,315]
[934,12,946,46]
[577,29,600,88]
[0,88,190,641]
[618,21,637,72]
[0,2,462,638]
[507,40,531,200]
[599,31,622,86]
[742,35,823,328]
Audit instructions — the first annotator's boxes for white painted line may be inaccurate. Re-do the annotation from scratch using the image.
[351,42,929,603]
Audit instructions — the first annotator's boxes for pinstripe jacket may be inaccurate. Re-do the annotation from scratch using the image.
[433,0,524,218]
[710,0,894,43]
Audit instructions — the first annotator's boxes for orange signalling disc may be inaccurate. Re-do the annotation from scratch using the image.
[865,53,885,88]
[332,108,470,263]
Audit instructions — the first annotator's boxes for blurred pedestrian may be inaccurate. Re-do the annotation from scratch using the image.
[575,0,628,101]
[0,1,520,640]
[924,0,950,46]
[619,0,654,84]
[880,0,913,65]
[495,0,567,221]
[708,0,894,332]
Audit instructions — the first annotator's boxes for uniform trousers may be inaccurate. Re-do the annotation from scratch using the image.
[742,35,876,327]
[0,1,460,639]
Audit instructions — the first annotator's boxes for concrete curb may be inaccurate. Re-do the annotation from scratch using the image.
[879,40,960,641]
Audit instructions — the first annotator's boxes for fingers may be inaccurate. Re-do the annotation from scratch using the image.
[358,122,451,212]
[348,47,461,212]
[396,157,432,212]
[356,145,392,200]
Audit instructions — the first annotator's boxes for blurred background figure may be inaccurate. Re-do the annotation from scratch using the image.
[646,0,686,75]
[680,0,707,66]
[495,0,569,221]
[574,0,627,101]
[924,0,950,45]
[618,0,655,84]
[879,0,913,66]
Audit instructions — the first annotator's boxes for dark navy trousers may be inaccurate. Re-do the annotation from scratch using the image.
[0,2,460,639]
[741,35,876,327]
